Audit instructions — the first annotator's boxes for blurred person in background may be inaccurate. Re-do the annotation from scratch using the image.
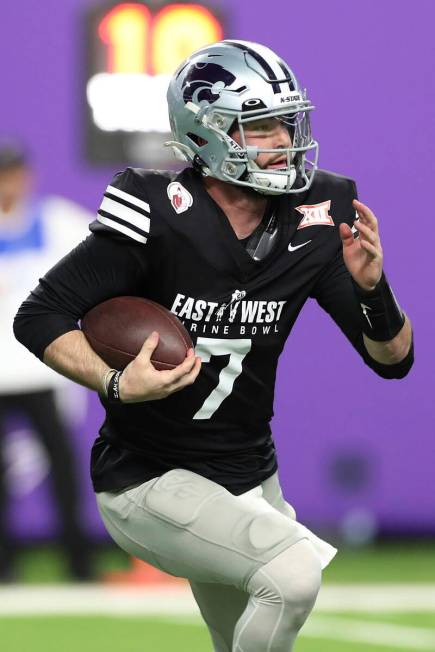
[0,141,93,581]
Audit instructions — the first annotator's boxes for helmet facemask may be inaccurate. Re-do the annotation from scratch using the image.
[223,101,318,194]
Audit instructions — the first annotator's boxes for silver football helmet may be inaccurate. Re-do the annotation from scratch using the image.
[166,40,318,195]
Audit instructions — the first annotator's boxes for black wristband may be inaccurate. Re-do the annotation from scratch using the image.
[352,272,406,342]
[107,370,123,403]
[366,336,414,380]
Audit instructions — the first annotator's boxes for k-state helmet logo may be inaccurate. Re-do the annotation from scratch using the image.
[182,62,247,104]
[167,182,193,214]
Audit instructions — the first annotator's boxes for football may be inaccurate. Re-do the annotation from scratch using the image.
[81,296,193,370]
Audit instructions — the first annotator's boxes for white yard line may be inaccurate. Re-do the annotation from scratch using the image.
[1,583,435,616]
[317,584,435,612]
[301,616,435,650]
[0,584,197,616]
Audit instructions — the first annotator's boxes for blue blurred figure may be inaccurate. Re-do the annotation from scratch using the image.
[0,141,93,581]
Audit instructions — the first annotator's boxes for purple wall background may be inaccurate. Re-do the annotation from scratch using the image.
[1,0,434,539]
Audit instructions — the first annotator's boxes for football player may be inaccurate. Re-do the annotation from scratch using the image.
[14,41,413,651]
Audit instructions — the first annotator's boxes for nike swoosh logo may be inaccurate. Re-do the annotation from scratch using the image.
[360,303,373,328]
[288,240,311,252]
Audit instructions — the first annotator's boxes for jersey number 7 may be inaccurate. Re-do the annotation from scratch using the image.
[193,337,252,420]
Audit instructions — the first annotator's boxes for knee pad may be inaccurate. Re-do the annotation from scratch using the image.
[248,539,322,609]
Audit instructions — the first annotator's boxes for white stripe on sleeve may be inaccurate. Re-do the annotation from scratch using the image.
[97,215,147,243]
[106,185,150,214]
[100,197,150,233]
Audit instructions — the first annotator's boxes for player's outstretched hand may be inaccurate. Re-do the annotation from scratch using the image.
[339,199,383,291]
[119,331,201,403]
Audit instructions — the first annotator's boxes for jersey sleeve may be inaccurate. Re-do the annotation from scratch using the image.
[90,168,151,244]
[14,168,155,361]
[13,231,149,361]
[310,248,414,379]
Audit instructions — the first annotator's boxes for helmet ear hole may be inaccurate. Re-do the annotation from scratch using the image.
[187,133,208,147]
[227,120,237,136]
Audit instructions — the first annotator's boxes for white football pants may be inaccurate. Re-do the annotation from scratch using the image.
[96,470,337,651]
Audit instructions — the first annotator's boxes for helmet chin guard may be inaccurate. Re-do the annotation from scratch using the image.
[249,163,297,195]
[166,40,318,194]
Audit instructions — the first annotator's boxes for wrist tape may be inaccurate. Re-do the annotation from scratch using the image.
[103,368,117,396]
[352,272,405,342]
[107,370,123,403]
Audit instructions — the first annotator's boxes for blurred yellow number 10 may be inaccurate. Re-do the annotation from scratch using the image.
[99,2,223,75]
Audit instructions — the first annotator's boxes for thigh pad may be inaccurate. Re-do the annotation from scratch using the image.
[144,469,226,526]
[145,470,301,559]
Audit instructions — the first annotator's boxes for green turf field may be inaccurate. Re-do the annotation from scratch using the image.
[2,541,434,652]
[1,613,435,652]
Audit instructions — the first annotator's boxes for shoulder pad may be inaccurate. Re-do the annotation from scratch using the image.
[301,168,358,228]
[311,168,357,199]
[92,168,154,244]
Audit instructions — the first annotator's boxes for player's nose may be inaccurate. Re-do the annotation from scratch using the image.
[273,124,292,149]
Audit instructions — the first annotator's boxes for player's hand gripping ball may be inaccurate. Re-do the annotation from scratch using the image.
[81,296,193,370]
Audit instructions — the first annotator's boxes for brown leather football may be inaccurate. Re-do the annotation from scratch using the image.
[81,296,193,370]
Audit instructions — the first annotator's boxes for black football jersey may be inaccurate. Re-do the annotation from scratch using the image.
[14,166,412,494]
